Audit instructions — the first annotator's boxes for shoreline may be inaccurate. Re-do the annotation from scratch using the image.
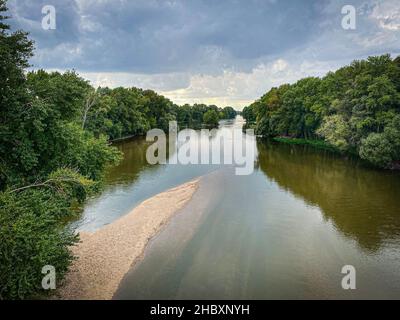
[55,179,200,300]
[272,136,339,153]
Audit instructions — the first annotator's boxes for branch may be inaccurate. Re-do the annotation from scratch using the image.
[82,91,99,129]
[9,178,79,193]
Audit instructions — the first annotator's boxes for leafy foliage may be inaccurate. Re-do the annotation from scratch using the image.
[0,1,120,299]
[0,169,94,299]
[203,109,220,128]
[242,105,256,124]
[248,54,400,168]
[221,106,237,120]
[359,115,400,168]
[86,91,236,134]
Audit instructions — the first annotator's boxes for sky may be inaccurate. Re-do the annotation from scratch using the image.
[7,0,400,110]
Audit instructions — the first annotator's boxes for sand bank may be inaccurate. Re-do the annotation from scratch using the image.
[56,179,199,300]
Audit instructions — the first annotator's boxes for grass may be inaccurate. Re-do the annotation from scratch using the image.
[272,136,339,153]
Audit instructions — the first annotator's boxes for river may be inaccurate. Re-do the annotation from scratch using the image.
[75,116,400,299]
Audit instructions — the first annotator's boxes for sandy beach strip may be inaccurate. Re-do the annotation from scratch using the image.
[56,179,200,300]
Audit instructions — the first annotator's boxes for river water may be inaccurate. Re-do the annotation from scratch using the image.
[76,117,400,299]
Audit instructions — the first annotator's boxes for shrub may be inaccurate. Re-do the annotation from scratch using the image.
[0,169,92,299]
[203,109,220,128]
[359,133,393,167]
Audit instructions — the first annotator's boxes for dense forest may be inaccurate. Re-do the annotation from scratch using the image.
[0,0,235,299]
[28,70,237,141]
[243,55,400,169]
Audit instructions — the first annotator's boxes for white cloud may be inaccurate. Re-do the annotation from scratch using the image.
[159,59,334,109]
[77,57,351,109]
[271,59,289,72]
[10,0,399,110]
[369,0,400,30]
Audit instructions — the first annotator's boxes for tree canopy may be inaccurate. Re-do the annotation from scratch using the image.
[243,54,400,169]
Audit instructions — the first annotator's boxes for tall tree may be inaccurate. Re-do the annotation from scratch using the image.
[251,54,400,168]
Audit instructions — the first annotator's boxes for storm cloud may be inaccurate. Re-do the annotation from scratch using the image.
[7,0,400,108]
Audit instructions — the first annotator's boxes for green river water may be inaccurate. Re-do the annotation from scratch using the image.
[76,117,400,299]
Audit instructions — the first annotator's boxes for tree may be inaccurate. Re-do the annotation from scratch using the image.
[251,54,400,168]
[0,0,34,188]
[142,89,175,131]
[0,2,121,299]
[317,115,351,151]
[359,133,392,167]
[242,105,256,124]
[360,115,400,167]
[203,109,220,128]
[82,89,99,129]
[27,70,92,121]
[0,169,92,299]
[221,106,237,119]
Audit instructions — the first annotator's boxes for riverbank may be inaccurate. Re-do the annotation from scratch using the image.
[271,137,396,168]
[55,179,200,300]
[272,137,339,153]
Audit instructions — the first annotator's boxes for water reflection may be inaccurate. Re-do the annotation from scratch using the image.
[76,119,245,231]
[77,117,400,298]
[256,141,400,252]
[106,138,156,186]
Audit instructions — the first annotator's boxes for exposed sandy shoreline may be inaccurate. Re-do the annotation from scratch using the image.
[56,179,199,300]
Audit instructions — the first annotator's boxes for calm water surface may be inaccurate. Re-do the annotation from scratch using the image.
[77,117,400,299]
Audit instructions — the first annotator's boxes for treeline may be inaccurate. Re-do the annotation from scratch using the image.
[243,54,400,169]
[0,0,235,299]
[28,70,237,142]
[177,103,236,130]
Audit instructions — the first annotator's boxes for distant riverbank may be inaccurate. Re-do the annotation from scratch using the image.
[56,179,199,300]
[272,137,339,153]
[271,136,400,169]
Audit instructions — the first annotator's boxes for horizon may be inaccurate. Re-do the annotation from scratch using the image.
[35,51,399,111]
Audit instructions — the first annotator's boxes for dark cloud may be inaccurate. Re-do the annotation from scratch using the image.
[8,0,80,47]
[6,0,400,107]
[8,0,328,73]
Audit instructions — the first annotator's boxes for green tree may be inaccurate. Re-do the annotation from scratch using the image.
[0,169,92,299]
[242,105,256,124]
[359,133,392,167]
[360,115,400,167]
[317,115,351,151]
[203,109,220,128]
[251,54,400,168]
[27,70,92,121]
[221,106,237,119]
[0,0,33,188]
[0,2,121,299]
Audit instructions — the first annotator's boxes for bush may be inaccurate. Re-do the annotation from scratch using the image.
[0,169,92,299]
[203,109,220,128]
[359,116,400,168]
[359,133,393,167]
[317,115,351,151]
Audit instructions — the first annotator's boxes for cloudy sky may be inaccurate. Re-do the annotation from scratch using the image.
[7,0,400,109]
